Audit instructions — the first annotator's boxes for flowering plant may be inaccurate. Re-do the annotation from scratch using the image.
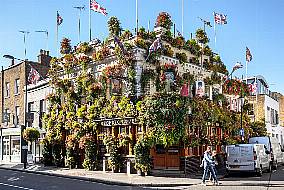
[155,12,173,30]
[223,79,250,96]
[162,63,176,71]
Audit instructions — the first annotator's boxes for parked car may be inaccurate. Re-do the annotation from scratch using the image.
[226,144,270,176]
[249,136,284,169]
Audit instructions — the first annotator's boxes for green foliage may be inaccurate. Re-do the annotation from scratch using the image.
[41,138,53,166]
[195,28,209,44]
[107,16,121,36]
[250,119,267,137]
[81,135,98,171]
[134,137,151,172]
[176,52,188,64]
[184,39,201,56]
[137,93,189,146]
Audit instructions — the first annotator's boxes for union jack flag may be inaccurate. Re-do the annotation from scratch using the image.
[28,67,41,85]
[90,0,107,16]
[248,82,257,95]
[57,11,63,26]
[146,38,162,60]
[114,36,126,55]
[246,47,252,62]
[214,12,227,25]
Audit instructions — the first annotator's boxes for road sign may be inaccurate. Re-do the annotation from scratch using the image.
[239,128,244,136]
[2,112,10,122]
[22,145,28,150]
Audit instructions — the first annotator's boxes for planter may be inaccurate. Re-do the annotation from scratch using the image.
[137,169,145,176]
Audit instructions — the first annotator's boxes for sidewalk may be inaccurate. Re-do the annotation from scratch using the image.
[0,162,201,187]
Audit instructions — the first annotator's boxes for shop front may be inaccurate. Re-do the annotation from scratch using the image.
[0,127,21,163]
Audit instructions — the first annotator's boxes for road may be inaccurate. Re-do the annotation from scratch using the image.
[1,167,284,190]
[184,165,284,190]
[0,169,147,190]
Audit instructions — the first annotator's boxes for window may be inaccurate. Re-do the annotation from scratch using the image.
[39,99,46,114]
[15,79,20,95]
[28,102,34,112]
[5,82,10,97]
[267,107,270,123]
[3,108,10,123]
[15,106,20,125]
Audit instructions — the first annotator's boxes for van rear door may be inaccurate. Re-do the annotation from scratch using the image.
[226,145,255,171]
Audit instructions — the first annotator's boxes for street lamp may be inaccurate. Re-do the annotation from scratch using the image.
[3,55,28,169]
[239,96,245,142]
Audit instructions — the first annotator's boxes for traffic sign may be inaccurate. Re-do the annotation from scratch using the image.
[239,128,244,136]
[22,145,28,150]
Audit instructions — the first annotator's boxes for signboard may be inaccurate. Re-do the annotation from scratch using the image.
[239,128,244,136]
[195,81,205,97]
[2,128,21,136]
[2,112,10,123]
[22,145,28,150]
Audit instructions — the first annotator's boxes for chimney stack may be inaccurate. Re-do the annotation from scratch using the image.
[37,49,51,66]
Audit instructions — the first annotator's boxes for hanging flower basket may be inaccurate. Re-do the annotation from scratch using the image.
[23,127,40,142]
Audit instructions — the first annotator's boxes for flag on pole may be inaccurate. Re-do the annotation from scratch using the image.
[233,62,243,71]
[57,11,63,26]
[28,67,41,85]
[90,0,108,16]
[177,30,182,37]
[248,82,257,95]
[113,36,127,55]
[246,47,252,62]
[180,82,189,97]
[146,38,162,60]
[214,12,227,25]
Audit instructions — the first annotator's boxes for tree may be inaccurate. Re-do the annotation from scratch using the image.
[250,119,267,137]
[195,29,209,44]
[107,16,121,36]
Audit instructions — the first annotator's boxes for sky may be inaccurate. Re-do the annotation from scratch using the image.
[0,0,283,94]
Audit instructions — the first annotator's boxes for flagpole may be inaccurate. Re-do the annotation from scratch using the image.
[213,12,217,50]
[246,60,248,84]
[136,0,138,36]
[182,0,184,36]
[56,11,59,57]
[89,0,92,41]
[148,20,150,33]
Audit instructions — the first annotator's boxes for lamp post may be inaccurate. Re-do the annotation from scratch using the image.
[239,96,245,142]
[3,55,28,169]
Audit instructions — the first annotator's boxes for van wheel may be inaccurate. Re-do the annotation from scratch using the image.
[256,167,263,177]
[267,164,272,173]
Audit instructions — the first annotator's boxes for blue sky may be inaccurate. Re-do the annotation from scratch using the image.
[0,0,283,94]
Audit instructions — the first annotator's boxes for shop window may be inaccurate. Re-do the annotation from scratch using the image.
[3,136,10,156]
[11,136,20,162]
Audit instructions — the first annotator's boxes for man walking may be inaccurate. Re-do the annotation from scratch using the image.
[201,146,219,186]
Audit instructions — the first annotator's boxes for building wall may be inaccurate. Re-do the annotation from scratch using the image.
[0,62,26,128]
[27,81,51,129]
[279,94,284,127]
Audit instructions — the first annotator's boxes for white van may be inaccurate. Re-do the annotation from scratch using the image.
[249,137,284,169]
[226,144,270,176]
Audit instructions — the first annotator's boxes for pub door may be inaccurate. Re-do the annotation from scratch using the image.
[152,145,180,169]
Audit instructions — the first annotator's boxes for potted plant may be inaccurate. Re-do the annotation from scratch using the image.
[134,138,151,176]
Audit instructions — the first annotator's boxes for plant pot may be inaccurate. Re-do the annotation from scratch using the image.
[137,169,142,176]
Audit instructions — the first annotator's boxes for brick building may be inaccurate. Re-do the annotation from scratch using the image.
[0,49,50,162]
